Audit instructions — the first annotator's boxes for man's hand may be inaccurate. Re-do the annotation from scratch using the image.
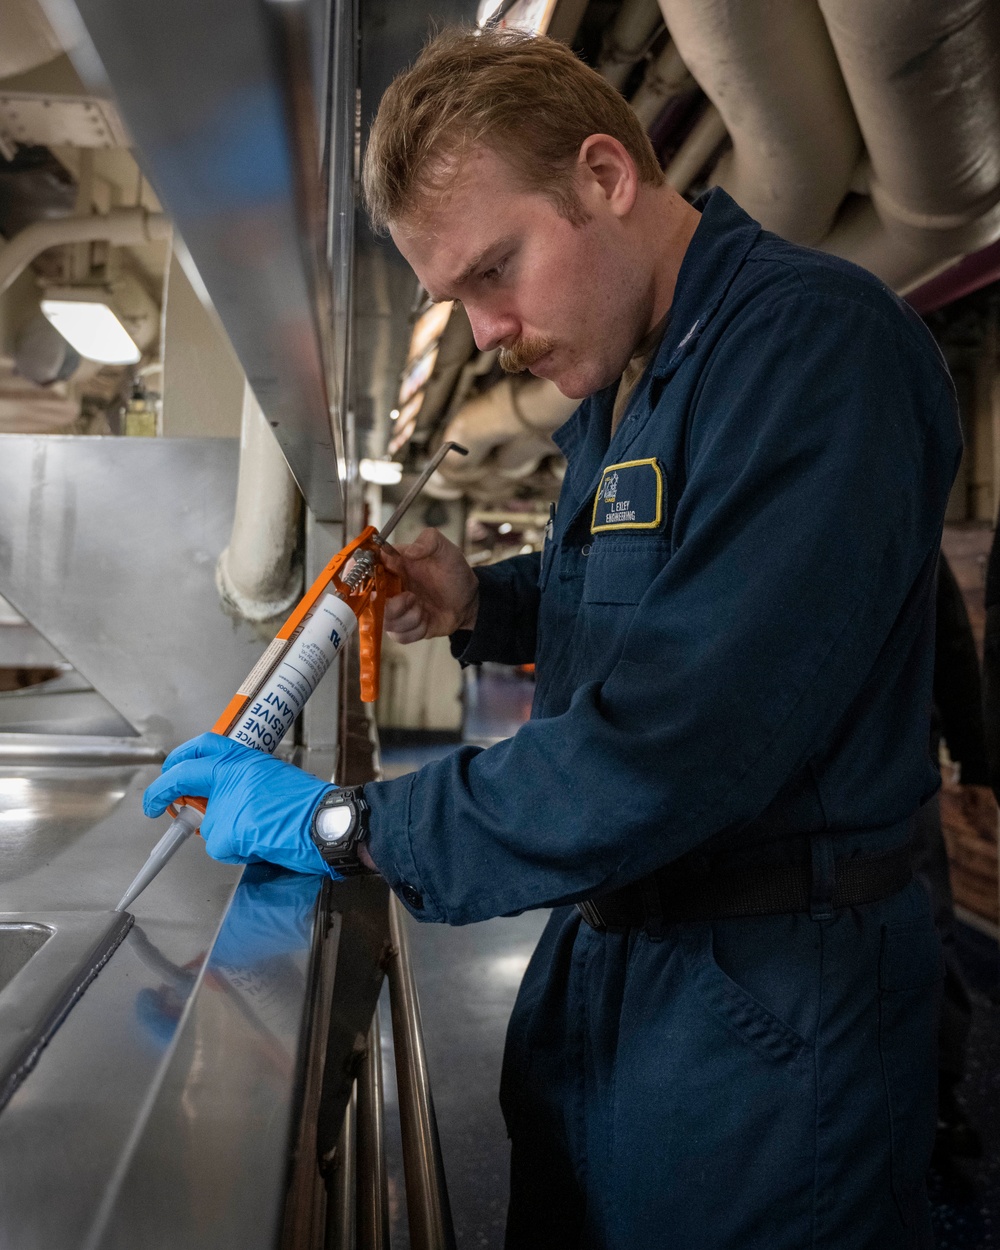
[381,527,479,643]
[143,733,338,877]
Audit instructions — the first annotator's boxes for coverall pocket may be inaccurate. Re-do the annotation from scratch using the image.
[680,923,810,1064]
[581,538,670,605]
[877,919,943,1228]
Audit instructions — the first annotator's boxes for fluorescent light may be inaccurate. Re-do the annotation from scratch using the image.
[40,298,141,365]
[360,458,403,485]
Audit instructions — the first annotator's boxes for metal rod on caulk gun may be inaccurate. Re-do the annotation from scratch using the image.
[115,442,469,913]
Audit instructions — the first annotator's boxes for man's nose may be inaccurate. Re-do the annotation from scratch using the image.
[465,306,520,353]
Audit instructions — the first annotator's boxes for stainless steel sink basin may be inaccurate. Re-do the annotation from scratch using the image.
[0,911,133,1111]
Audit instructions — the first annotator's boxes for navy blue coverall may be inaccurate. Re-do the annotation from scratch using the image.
[365,190,963,1249]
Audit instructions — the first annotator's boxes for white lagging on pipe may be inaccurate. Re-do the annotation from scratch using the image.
[216,381,303,622]
[438,0,1000,489]
[630,40,695,131]
[597,0,664,91]
[817,0,1000,291]
[658,0,862,246]
[0,209,171,296]
[664,105,729,194]
[660,0,1000,289]
[437,375,577,495]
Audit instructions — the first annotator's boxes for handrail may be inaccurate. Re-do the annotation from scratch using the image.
[386,895,457,1250]
[281,897,343,1250]
[332,1086,358,1249]
[356,1015,390,1248]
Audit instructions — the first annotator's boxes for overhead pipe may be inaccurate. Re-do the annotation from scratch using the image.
[664,104,729,194]
[657,0,861,244]
[597,0,664,91]
[647,87,705,170]
[437,0,1000,490]
[437,375,576,491]
[630,40,695,131]
[817,0,1000,291]
[908,237,1000,316]
[0,208,171,296]
[817,194,963,294]
[216,381,303,623]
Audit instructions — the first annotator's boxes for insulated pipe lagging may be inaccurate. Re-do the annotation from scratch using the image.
[664,105,729,194]
[0,209,171,296]
[908,237,1000,316]
[816,195,964,294]
[819,0,1000,232]
[216,382,303,623]
[438,376,576,488]
[597,0,664,91]
[657,0,861,244]
[630,41,695,131]
[817,0,1000,282]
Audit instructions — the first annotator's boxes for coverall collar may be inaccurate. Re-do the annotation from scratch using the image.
[649,187,761,378]
[552,188,762,495]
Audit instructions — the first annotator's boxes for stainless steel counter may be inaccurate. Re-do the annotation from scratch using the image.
[0,751,340,1249]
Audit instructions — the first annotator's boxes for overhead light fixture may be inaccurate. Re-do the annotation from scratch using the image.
[40,290,141,365]
[359,458,404,485]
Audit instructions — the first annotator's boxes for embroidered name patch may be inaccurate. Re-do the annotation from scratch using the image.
[591,458,664,533]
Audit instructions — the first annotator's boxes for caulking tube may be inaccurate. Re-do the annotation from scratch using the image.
[227,592,357,754]
[115,592,358,911]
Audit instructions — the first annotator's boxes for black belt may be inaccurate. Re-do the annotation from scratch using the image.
[576,840,914,933]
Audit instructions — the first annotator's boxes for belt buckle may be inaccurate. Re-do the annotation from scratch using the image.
[576,899,607,932]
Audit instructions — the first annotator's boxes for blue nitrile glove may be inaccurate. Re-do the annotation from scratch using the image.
[142,732,339,878]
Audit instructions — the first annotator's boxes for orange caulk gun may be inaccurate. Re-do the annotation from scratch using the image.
[116,442,468,911]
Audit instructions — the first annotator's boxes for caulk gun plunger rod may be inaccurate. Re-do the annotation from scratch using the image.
[377,442,468,544]
[115,806,201,912]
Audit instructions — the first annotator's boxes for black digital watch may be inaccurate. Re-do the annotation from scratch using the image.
[310,786,372,877]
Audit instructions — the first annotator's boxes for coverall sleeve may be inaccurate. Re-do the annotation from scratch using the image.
[449,552,541,666]
[365,292,961,924]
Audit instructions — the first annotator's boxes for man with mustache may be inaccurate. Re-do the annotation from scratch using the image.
[147,26,962,1249]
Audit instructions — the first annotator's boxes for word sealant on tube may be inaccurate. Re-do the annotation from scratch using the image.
[228,592,357,755]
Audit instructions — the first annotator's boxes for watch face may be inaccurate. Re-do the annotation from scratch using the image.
[316,803,354,843]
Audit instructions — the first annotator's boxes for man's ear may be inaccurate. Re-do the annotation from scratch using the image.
[577,134,638,218]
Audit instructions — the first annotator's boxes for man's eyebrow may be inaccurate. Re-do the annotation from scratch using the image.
[430,236,517,303]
